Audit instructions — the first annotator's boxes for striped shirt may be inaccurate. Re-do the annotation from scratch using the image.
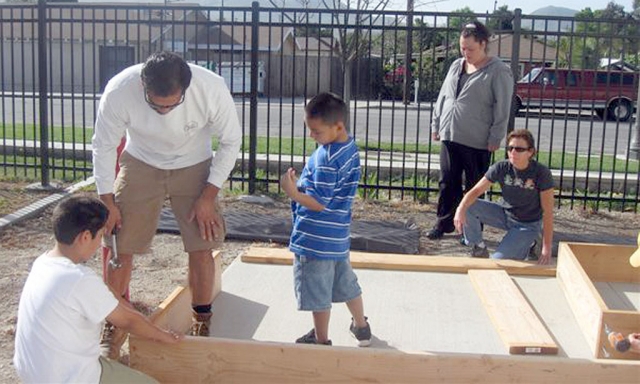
[289,137,361,259]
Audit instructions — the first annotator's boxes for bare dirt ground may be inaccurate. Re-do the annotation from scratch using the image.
[1,185,639,381]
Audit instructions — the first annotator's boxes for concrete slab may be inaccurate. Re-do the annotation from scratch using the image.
[211,258,592,358]
[594,282,640,311]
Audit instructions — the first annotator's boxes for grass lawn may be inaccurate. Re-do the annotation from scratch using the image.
[2,125,638,174]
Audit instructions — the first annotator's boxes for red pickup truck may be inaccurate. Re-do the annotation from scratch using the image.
[515,67,638,122]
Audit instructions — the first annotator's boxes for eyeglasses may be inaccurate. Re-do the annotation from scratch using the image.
[144,88,185,111]
[507,146,531,153]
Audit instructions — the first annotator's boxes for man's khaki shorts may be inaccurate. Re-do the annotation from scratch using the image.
[105,151,225,254]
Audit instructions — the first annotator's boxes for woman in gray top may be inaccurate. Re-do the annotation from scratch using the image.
[427,21,514,240]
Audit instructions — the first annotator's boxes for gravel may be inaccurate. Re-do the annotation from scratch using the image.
[1,192,638,381]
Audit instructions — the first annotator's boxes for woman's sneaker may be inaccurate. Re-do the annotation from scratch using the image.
[470,244,489,258]
[295,328,332,345]
[349,317,372,347]
[526,236,542,261]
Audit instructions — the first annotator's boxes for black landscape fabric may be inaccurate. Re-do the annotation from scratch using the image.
[157,207,420,254]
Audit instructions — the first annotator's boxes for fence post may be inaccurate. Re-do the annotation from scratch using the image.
[37,0,50,187]
[402,0,414,105]
[248,1,259,195]
[628,80,640,160]
[507,8,522,136]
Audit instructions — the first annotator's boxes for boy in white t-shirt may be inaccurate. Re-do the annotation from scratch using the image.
[13,195,182,383]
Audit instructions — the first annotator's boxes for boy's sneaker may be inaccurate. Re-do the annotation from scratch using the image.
[295,328,332,345]
[349,317,372,347]
[190,311,212,337]
[470,244,489,258]
[100,321,127,360]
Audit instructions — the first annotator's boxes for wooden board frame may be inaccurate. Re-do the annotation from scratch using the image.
[468,269,558,355]
[557,242,640,360]
[241,246,556,276]
[129,246,640,382]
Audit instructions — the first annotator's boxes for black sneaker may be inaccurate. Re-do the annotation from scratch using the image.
[349,317,372,347]
[526,236,542,261]
[470,244,489,258]
[426,225,455,240]
[295,328,332,345]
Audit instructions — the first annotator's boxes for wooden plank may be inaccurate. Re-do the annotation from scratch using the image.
[468,270,558,355]
[597,311,640,361]
[148,251,223,334]
[557,243,608,357]
[241,247,556,277]
[564,243,638,283]
[212,250,222,300]
[149,286,192,333]
[129,335,640,383]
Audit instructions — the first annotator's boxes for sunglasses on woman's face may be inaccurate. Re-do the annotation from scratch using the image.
[507,146,531,153]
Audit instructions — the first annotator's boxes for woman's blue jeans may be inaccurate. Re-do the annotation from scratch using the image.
[463,199,541,260]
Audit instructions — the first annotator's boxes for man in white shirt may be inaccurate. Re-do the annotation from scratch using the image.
[92,51,242,356]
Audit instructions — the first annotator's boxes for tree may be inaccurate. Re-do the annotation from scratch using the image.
[320,0,393,125]
[561,2,640,69]
[414,18,445,51]
[268,0,393,126]
[487,5,514,32]
[441,7,475,49]
[267,0,320,24]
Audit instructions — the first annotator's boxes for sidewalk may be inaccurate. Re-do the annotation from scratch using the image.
[2,139,638,194]
[249,97,611,120]
[249,96,432,111]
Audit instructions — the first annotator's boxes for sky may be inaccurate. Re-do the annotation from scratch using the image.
[385,0,635,14]
[73,0,636,14]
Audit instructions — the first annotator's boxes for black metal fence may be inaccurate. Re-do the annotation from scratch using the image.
[1,1,639,211]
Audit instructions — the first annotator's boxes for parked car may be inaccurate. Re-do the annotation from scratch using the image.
[515,67,638,121]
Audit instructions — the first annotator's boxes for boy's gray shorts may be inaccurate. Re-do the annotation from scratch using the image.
[293,254,362,311]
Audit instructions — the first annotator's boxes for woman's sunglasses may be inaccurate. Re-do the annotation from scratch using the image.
[507,146,531,153]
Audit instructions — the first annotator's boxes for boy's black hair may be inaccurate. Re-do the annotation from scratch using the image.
[140,51,192,96]
[52,194,109,245]
[305,92,347,126]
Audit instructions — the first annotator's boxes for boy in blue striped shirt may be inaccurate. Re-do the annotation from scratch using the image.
[281,92,371,347]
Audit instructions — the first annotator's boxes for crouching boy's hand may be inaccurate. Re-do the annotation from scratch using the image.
[157,329,184,344]
[107,302,184,345]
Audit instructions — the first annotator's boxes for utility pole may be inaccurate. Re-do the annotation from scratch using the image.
[403,0,414,104]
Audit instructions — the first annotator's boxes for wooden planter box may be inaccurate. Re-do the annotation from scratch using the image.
[129,246,640,383]
[557,242,640,360]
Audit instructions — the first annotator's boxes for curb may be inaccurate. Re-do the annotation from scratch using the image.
[0,177,96,231]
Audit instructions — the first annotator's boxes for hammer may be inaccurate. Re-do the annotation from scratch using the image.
[109,229,122,269]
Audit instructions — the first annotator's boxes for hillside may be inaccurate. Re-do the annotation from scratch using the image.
[522,5,579,32]
[530,6,579,17]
